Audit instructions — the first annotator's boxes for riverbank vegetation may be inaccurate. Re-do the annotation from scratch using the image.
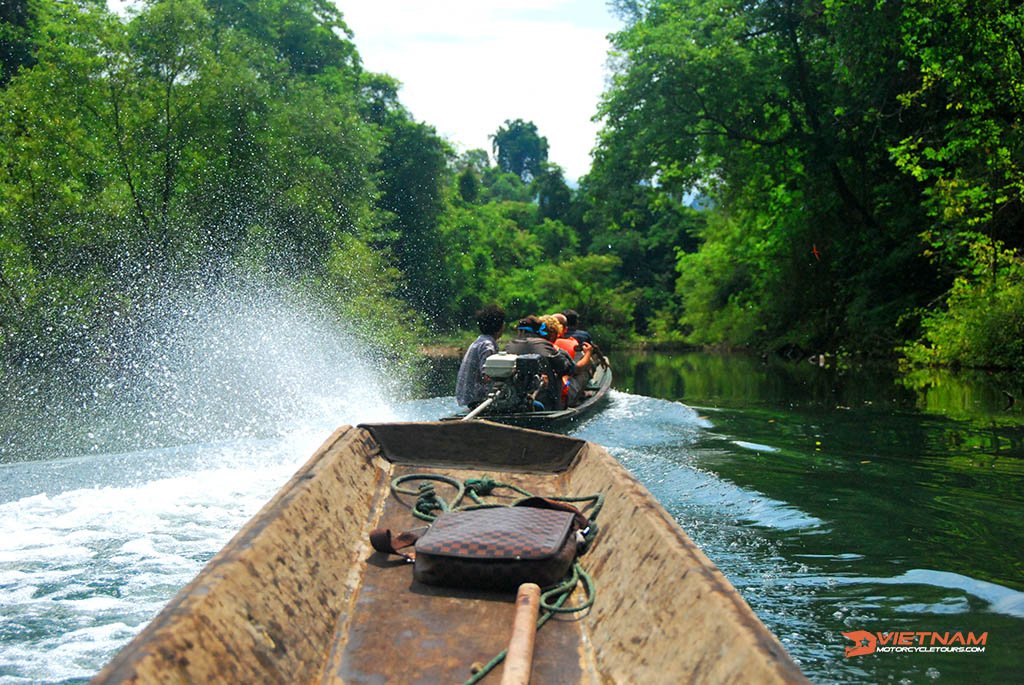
[1,0,1021,370]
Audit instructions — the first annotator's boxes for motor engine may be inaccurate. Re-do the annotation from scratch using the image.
[481,352,547,412]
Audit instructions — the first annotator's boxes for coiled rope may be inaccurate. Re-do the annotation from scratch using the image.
[390,473,602,684]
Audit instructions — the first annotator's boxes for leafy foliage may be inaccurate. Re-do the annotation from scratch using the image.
[588,0,1022,365]
[2,0,1020,370]
[490,118,550,183]
[902,241,1024,369]
[0,0,35,86]
[0,0,400,361]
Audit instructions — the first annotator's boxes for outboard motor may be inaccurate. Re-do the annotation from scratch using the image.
[480,352,547,412]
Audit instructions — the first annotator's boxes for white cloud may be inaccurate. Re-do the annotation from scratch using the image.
[340,1,620,182]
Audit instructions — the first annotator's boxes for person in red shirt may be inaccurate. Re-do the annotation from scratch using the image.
[542,314,593,407]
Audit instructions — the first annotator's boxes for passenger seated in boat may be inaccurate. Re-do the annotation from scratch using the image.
[561,308,592,345]
[543,315,594,407]
[505,315,574,410]
[552,313,578,357]
[455,304,505,408]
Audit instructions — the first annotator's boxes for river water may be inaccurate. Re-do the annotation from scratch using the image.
[605,352,1024,684]
[1,293,1021,684]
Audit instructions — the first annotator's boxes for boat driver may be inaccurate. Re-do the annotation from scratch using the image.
[455,304,506,408]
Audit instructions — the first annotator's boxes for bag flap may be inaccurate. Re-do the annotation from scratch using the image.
[415,507,574,561]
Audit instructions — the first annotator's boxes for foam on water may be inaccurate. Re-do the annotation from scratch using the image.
[572,389,712,448]
[574,391,822,531]
[0,435,308,682]
[0,276,421,683]
[571,391,833,671]
[819,569,1024,619]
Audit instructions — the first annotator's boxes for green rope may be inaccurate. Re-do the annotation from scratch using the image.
[461,568,582,685]
[390,473,601,684]
[391,474,465,522]
[541,562,595,613]
[552,493,605,522]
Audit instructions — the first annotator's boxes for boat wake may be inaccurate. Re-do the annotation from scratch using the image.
[0,278,416,684]
[572,391,822,531]
[570,390,831,671]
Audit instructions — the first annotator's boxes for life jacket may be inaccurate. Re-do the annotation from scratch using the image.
[554,337,578,357]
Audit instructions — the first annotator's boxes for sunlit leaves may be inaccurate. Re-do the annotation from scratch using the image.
[892,0,1024,256]
[589,0,1020,361]
[902,240,1024,368]
[0,0,388,359]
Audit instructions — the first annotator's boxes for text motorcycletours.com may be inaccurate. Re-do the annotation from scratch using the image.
[842,630,988,658]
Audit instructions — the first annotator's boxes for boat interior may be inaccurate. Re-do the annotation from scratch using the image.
[92,421,807,684]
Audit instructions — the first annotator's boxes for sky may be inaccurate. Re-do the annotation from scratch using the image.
[339,1,622,183]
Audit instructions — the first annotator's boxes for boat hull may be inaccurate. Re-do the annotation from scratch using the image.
[447,362,613,429]
[93,421,808,684]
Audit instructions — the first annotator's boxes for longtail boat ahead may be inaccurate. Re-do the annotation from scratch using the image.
[93,420,808,684]
[445,353,613,429]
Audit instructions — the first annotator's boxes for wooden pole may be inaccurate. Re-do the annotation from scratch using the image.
[500,583,542,685]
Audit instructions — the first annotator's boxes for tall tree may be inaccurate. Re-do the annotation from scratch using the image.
[890,0,1024,262]
[358,72,454,320]
[0,0,385,358]
[204,0,359,76]
[490,118,549,183]
[532,163,572,224]
[591,0,941,351]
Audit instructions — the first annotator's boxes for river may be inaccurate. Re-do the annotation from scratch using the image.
[428,350,1024,684]
[1,294,1021,684]
[598,351,1024,684]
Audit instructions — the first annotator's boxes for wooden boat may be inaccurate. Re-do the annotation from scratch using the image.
[446,360,613,429]
[92,420,808,684]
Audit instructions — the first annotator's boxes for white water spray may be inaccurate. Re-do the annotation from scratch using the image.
[0,275,427,683]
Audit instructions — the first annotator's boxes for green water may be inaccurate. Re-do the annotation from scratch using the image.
[606,351,1023,684]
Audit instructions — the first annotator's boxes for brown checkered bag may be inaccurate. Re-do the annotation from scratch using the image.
[369,499,589,592]
[413,506,578,591]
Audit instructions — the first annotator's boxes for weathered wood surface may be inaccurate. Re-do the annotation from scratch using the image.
[92,420,809,684]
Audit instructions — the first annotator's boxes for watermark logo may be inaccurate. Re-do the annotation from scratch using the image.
[843,630,877,658]
[842,630,988,657]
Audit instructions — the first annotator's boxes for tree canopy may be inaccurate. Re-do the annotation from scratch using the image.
[490,118,550,183]
[582,0,1023,364]
[1,0,1020,369]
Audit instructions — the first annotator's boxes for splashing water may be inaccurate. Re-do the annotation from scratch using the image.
[8,330,1019,684]
[1,275,405,464]
[0,276,412,683]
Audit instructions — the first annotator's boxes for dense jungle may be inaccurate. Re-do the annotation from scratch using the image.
[1,0,1022,372]
[2,3,1023,684]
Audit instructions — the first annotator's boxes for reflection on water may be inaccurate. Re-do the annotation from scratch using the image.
[604,351,1024,685]
[0,344,1020,684]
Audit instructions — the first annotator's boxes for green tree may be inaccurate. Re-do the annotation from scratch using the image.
[456,148,491,172]
[902,240,1024,369]
[890,0,1023,260]
[499,255,639,341]
[490,118,549,183]
[1,0,35,86]
[482,170,532,203]
[591,0,942,352]
[457,168,480,203]
[0,0,388,359]
[205,0,359,77]
[532,163,573,224]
